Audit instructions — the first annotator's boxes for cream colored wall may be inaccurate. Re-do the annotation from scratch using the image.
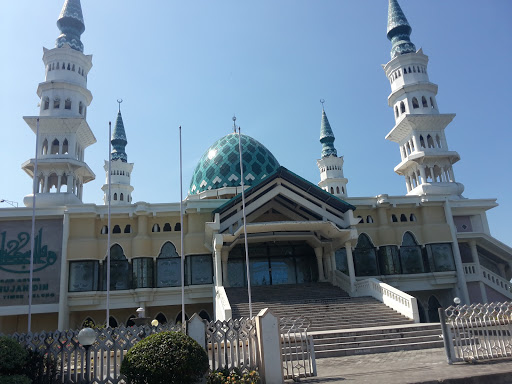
[354,205,452,246]
[0,313,58,334]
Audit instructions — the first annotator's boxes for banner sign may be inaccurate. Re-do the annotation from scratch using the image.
[0,219,63,306]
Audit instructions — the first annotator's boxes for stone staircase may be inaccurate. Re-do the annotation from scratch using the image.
[226,283,444,357]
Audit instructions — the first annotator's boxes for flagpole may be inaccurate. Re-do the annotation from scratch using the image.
[238,127,253,318]
[28,117,40,333]
[179,126,185,326]
[106,121,112,327]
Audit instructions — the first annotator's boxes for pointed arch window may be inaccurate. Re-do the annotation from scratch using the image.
[427,135,435,148]
[51,139,59,155]
[79,101,84,115]
[336,186,340,194]
[42,139,48,155]
[175,312,189,325]
[152,223,161,233]
[126,315,136,327]
[399,232,425,274]
[114,193,118,201]
[43,97,50,110]
[410,214,417,222]
[113,225,121,233]
[400,214,407,222]
[103,244,130,290]
[163,223,172,232]
[422,96,428,108]
[366,215,374,224]
[420,135,426,148]
[100,225,108,234]
[199,310,211,322]
[395,106,399,118]
[120,193,124,201]
[62,139,69,154]
[109,316,118,328]
[65,98,72,110]
[155,313,167,325]
[400,101,406,114]
[53,97,60,109]
[412,97,419,109]
[174,223,181,231]
[124,224,131,233]
[156,242,181,287]
[353,234,378,276]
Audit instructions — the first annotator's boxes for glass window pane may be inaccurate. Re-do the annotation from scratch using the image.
[428,244,455,272]
[400,246,425,274]
[103,260,130,290]
[250,260,270,286]
[69,261,98,292]
[378,246,400,275]
[271,258,296,285]
[133,258,154,288]
[335,248,348,274]
[354,248,378,276]
[157,258,181,287]
[190,255,213,285]
[227,258,245,287]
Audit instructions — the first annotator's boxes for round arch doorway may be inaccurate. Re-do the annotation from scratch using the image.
[226,242,319,287]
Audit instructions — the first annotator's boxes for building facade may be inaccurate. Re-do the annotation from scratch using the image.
[1,0,511,334]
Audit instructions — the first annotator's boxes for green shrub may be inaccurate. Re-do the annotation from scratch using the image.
[25,350,57,384]
[0,375,32,384]
[120,331,208,384]
[0,337,28,376]
[207,368,260,384]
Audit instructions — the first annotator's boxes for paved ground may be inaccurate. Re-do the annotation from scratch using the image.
[285,348,512,384]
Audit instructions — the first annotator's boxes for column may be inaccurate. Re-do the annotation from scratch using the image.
[448,167,455,182]
[58,213,70,330]
[469,240,487,303]
[57,174,62,193]
[406,177,412,192]
[411,135,419,152]
[419,166,427,185]
[329,247,336,282]
[314,247,326,282]
[430,167,435,182]
[67,174,73,193]
[345,242,356,293]
[324,249,332,282]
[44,174,49,192]
[222,251,229,287]
[214,237,223,287]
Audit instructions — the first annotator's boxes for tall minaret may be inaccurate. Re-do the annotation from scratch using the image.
[317,102,348,198]
[383,0,464,197]
[22,0,96,207]
[102,102,134,205]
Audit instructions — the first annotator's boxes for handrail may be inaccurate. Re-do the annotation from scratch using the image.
[462,262,512,299]
[333,270,419,322]
[215,286,232,321]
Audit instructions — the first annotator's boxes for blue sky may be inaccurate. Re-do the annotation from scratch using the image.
[0,1,511,246]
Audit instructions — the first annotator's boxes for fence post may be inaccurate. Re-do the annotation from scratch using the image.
[438,308,454,364]
[188,313,206,350]
[255,308,284,384]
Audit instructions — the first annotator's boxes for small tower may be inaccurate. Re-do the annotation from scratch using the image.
[317,103,348,197]
[383,0,464,197]
[22,0,96,207]
[102,102,134,205]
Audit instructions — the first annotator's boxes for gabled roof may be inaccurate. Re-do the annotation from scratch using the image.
[213,166,356,216]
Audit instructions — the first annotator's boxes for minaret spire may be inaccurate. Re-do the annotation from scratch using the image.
[387,0,416,58]
[56,0,85,52]
[111,99,128,162]
[316,100,348,197]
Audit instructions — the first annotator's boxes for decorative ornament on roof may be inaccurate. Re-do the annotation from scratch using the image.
[56,0,85,52]
[387,0,416,58]
[319,100,337,158]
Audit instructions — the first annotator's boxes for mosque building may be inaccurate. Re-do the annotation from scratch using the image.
[1,0,511,334]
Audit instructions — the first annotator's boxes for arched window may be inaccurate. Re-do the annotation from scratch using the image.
[436,135,442,148]
[174,223,181,231]
[72,64,75,71]
[79,101,84,115]
[422,96,428,108]
[430,97,436,109]
[412,97,419,109]
[353,234,378,276]
[42,139,48,155]
[357,215,363,224]
[120,193,124,201]
[413,66,416,73]
[67,63,71,70]
[109,316,118,328]
[81,317,95,328]
[199,310,211,322]
[65,98,71,110]
[56,62,60,70]
[336,186,340,194]
[157,242,181,287]
[400,214,407,222]
[392,214,398,222]
[113,225,121,233]
[400,101,406,114]
[124,224,131,233]
[43,97,50,110]
[400,232,424,274]
[175,312,189,325]
[54,97,60,109]
[420,135,425,148]
[342,187,345,194]
[155,312,168,325]
[410,214,417,222]
[104,244,130,290]
[62,139,68,154]
[126,315,136,327]
[330,187,334,194]
[427,135,435,148]
[366,215,374,224]
[163,223,172,232]
[51,139,59,154]
[101,225,108,234]
[152,224,160,232]
[114,193,118,200]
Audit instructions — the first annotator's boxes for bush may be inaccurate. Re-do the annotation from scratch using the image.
[207,368,260,384]
[0,375,32,384]
[120,331,208,384]
[0,337,28,376]
[25,350,57,384]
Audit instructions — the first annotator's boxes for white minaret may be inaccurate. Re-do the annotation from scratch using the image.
[102,102,134,205]
[383,0,464,197]
[22,0,96,207]
[317,102,348,198]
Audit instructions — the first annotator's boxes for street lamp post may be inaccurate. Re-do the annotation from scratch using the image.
[77,327,96,384]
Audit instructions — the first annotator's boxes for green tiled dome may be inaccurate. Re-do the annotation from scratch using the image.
[189,132,280,195]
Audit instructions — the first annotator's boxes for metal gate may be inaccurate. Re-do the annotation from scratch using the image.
[439,302,512,363]
[280,317,316,380]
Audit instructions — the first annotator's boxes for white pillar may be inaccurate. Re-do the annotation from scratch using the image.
[345,242,356,293]
[222,251,229,287]
[57,174,62,193]
[214,236,223,287]
[255,309,284,384]
[406,177,412,192]
[469,240,488,303]
[58,213,70,330]
[314,247,326,281]
[419,166,427,185]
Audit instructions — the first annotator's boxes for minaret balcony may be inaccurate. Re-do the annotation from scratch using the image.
[394,150,461,174]
[386,114,455,143]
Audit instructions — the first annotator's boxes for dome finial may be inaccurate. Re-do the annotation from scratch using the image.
[232,115,237,133]
[319,104,337,158]
[387,0,416,58]
[56,0,85,52]
[320,98,325,111]
[117,98,123,113]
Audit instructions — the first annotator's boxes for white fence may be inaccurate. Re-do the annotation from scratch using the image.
[439,302,512,364]
[280,317,316,380]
